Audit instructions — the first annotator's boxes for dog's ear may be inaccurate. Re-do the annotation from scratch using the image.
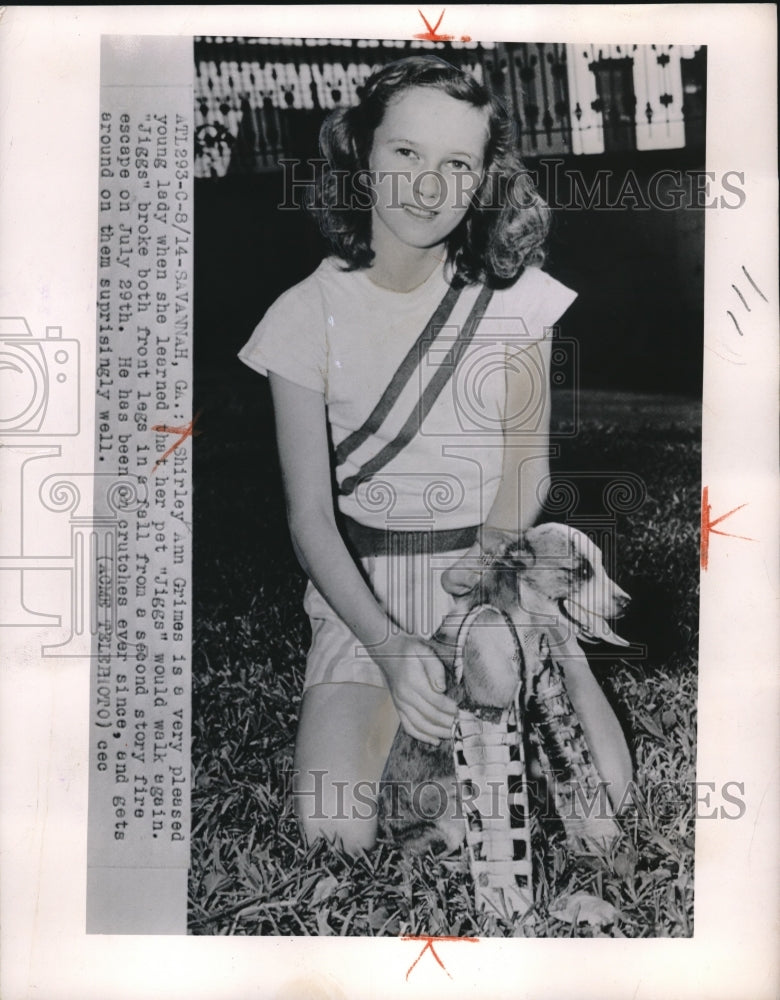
[510,533,538,570]
[479,556,515,609]
[479,533,535,610]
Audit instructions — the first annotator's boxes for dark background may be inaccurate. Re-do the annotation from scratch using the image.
[193,150,705,407]
[193,37,706,414]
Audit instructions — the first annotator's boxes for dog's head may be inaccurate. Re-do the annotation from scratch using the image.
[480,523,631,647]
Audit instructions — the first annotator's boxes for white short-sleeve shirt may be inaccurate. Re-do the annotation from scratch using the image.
[239,258,576,531]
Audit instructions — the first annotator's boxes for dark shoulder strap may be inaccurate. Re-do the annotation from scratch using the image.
[339,284,494,497]
[333,281,462,467]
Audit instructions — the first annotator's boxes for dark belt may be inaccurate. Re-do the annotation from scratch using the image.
[341,514,479,558]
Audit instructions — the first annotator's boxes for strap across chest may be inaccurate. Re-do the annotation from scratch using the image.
[335,281,495,497]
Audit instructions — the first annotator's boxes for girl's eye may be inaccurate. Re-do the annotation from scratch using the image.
[448,159,471,170]
[395,147,417,159]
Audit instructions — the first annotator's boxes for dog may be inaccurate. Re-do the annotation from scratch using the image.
[378,522,632,858]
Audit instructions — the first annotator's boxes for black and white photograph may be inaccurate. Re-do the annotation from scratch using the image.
[190,34,706,937]
[0,6,777,999]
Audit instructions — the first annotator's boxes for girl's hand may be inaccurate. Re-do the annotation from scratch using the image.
[370,633,457,745]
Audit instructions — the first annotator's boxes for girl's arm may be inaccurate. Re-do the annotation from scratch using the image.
[269,372,457,744]
[485,335,552,534]
[443,335,552,594]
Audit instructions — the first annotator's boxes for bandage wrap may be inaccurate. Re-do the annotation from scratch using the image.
[453,701,534,919]
[527,632,621,850]
[451,607,620,918]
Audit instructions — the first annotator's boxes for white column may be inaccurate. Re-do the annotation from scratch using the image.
[566,43,605,155]
[634,45,686,151]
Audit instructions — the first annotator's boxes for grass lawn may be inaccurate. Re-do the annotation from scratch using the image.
[188,378,700,937]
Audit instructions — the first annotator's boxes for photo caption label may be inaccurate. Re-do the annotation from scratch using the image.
[87,35,193,935]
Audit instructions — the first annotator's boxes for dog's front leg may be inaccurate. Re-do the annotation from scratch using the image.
[529,631,628,851]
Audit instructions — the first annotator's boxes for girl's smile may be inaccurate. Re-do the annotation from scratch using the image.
[402,204,439,220]
[368,87,489,272]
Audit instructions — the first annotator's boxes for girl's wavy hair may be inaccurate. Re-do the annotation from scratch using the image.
[307,55,550,287]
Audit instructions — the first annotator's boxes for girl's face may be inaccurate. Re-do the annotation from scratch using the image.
[367,86,489,256]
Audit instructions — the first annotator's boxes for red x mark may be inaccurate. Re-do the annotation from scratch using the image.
[700,485,754,570]
[151,409,202,472]
[414,9,471,43]
[402,935,478,981]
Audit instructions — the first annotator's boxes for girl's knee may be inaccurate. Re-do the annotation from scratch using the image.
[293,767,381,855]
[291,682,396,854]
[295,796,378,855]
[301,819,378,856]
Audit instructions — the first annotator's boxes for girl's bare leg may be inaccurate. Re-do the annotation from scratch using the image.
[293,682,400,853]
[561,659,633,812]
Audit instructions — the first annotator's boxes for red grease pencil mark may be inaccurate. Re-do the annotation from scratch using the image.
[414,9,471,42]
[151,409,202,472]
[402,935,478,981]
[700,485,754,570]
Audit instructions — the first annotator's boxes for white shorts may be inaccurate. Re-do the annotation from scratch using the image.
[302,546,470,690]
